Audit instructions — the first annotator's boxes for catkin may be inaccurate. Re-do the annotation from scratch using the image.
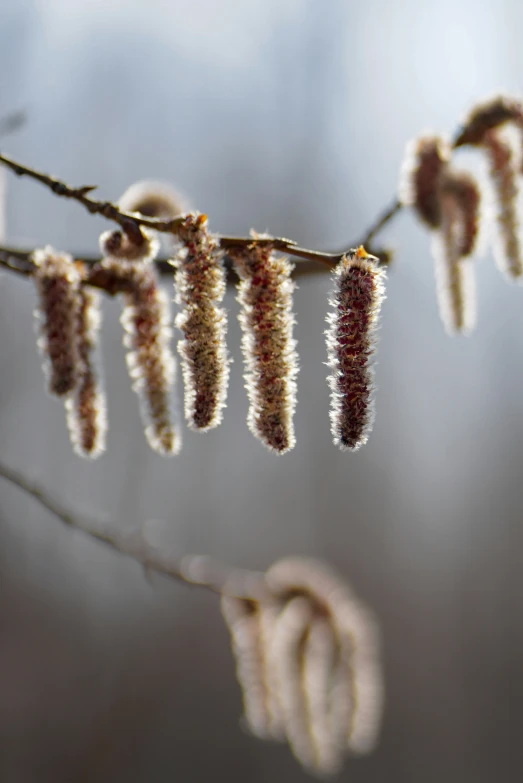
[454,94,523,151]
[118,180,187,219]
[233,240,298,454]
[432,171,480,335]
[100,229,181,455]
[221,596,283,740]
[483,129,523,280]
[175,213,229,431]
[399,134,450,228]
[33,247,82,397]
[265,557,383,761]
[326,248,386,451]
[254,557,384,773]
[64,286,107,458]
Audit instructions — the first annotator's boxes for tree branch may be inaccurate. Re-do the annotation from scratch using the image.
[0,151,397,278]
[0,460,268,600]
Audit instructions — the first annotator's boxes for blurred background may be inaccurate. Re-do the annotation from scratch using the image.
[1,0,523,780]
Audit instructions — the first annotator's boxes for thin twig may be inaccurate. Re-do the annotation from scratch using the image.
[0,151,393,269]
[0,460,268,600]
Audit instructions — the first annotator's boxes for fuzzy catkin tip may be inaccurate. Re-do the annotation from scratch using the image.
[483,129,523,281]
[399,134,451,228]
[174,213,230,432]
[326,248,386,452]
[32,247,82,397]
[65,287,107,458]
[101,250,181,456]
[233,239,298,454]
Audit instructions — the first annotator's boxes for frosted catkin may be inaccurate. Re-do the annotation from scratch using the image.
[483,129,523,280]
[326,248,386,451]
[100,229,181,455]
[65,286,107,458]
[175,213,229,431]
[233,242,298,454]
[33,247,82,397]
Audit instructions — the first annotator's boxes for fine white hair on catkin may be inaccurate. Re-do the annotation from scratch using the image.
[174,213,229,431]
[326,248,386,451]
[64,286,107,458]
[100,228,181,455]
[32,247,82,397]
[233,239,298,454]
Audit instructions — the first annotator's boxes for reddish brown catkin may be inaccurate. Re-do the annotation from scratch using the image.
[175,213,229,431]
[32,247,82,397]
[482,129,523,281]
[432,171,481,335]
[65,286,107,458]
[100,229,181,455]
[326,248,386,451]
[233,240,298,454]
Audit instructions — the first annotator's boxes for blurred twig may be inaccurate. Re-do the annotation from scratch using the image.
[0,460,268,600]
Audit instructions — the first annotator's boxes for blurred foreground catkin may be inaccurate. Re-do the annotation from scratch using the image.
[233,240,298,454]
[221,597,283,740]
[222,557,383,776]
[326,248,385,451]
[100,228,181,455]
[175,214,229,431]
[65,286,107,457]
[33,247,82,397]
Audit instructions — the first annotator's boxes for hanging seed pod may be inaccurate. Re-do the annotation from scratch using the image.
[482,129,523,281]
[326,247,386,451]
[174,213,229,431]
[399,134,451,228]
[64,285,107,458]
[100,228,181,455]
[32,247,82,397]
[432,170,481,335]
[232,238,298,454]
